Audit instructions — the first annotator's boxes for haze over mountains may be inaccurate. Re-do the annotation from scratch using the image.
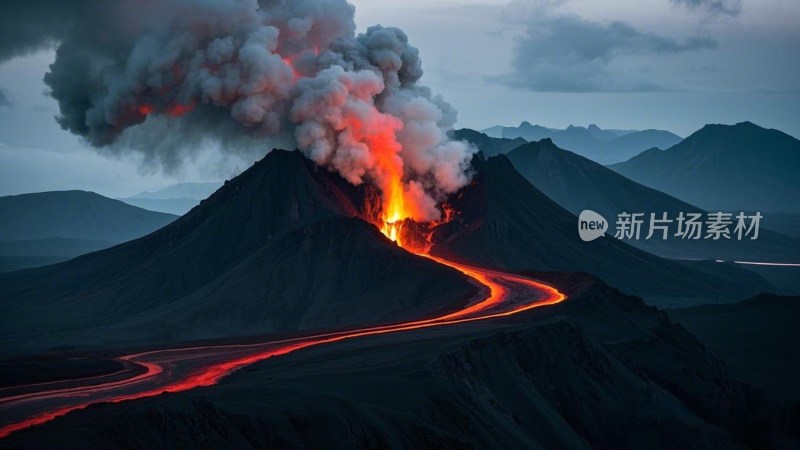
[118,182,223,215]
[0,191,176,272]
[0,191,176,242]
[610,122,800,214]
[483,122,682,164]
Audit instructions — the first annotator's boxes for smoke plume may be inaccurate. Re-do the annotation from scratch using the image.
[0,0,475,221]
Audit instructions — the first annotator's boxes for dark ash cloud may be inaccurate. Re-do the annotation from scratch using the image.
[0,1,101,63]
[498,15,717,92]
[670,0,742,17]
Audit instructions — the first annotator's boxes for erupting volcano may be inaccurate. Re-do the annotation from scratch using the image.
[0,148,567,440]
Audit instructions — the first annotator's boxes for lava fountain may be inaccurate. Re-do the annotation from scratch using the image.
[378,175,409,247]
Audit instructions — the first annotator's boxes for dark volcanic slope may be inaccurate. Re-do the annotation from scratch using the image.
[0,237,118,273]
[0,150,474,358]
[6,276,795,449]
[669,294,800,402]
[610,122,800,213]
[0,191,177,242]
[500,137,800,263]
[429,154,770,305]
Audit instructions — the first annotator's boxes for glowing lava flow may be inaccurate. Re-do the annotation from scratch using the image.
[0,244,565,440]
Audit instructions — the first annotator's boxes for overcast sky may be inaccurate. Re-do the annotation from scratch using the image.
[0,0,798,197]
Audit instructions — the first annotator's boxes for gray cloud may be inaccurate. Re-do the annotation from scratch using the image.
[0,1,101,63]
[0,87,11,108]
[499,0,567,20]
[670,0,742,17]
[498,15,717,92]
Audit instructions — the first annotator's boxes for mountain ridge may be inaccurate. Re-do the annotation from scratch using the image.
[428,153,770,305]
[0,190,177,242]
[491,135,800,264]
[481,122,682,164]
[610,121,800,213]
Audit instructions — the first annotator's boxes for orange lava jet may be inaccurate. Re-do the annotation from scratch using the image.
[379,176,408,246]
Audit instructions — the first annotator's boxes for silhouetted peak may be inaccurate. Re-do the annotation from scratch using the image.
[696,121,765,134]
[537,137,556,147]
[481,153,520,178]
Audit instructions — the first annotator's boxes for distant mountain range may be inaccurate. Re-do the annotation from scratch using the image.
[0,190,177,272]
[482,122,682,164]
[428,152,768,305]
[610,122,800,214]
[452,129,527,158]
[118,182,223,215]
[456,128,800,266]
[130,182,223,200]
[0,190,176,242]
[499,136,799,263]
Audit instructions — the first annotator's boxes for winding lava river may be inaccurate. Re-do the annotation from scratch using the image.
[0,253,566,439]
